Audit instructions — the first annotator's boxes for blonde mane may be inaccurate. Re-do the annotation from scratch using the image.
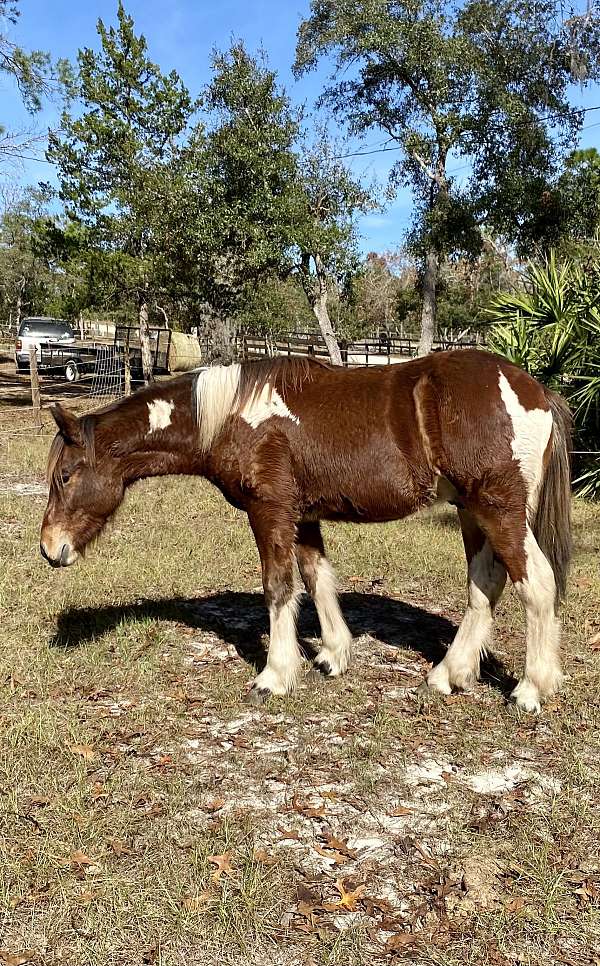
[193,356,322,451]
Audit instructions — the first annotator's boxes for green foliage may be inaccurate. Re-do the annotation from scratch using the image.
[295,128,373,279]
[47,1,196,317]
[0,0,53,160]
[295,1,600,268]
[0,187,66,322]
[184,42,303,334]
[536,148,600,253]
[487,253,600,497]
[237,276,314,336]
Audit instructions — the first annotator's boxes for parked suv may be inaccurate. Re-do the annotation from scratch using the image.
[15,317,81,382]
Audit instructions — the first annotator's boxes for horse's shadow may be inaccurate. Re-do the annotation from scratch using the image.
[51,590,515,694]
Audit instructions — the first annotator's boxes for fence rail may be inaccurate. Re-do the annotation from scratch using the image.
[234,330,483,366]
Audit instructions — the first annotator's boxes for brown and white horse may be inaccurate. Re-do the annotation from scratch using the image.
[40,349,572,713]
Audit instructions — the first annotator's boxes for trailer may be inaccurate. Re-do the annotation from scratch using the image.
[36,327,172,387]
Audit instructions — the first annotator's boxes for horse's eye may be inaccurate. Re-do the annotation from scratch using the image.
[61,470,71,485]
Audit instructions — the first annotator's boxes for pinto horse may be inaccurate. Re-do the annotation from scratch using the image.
[40,349,572,713]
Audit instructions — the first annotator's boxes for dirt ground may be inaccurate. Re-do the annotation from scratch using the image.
[0,378,599,966]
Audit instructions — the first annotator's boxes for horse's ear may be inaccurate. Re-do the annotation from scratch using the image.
[50,403,83,446]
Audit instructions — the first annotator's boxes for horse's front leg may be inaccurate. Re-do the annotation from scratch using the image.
[245,503,302,705]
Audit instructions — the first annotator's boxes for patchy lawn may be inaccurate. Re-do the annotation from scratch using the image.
[0,426,599,966]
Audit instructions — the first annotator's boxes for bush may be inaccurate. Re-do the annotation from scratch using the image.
[486,252,600,497]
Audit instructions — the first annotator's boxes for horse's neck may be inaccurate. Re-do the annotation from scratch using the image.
[106,378,202,483]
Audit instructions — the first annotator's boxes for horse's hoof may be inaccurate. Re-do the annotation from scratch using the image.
[244,686,271,707]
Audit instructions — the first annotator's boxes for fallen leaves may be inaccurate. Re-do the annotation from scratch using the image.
[68,743,96,762]
[388,805,413,817]
[207,852,233,881]
[253,848,278,866]
[506,896,527,914]
[59,850,103,877]
[323,834,357,858]
[322,878,366,912]
[314,844,348,866]
[107,838,132,857]
[204,798,226,813]
[312,830,360,866]
[287,794,326,819]
[0,952,36,966]
[589,631,600,651]
[385,931,417,951]
[67,850,96,869]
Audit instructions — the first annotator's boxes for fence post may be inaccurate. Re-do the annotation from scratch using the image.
[124,349,132,396]
[29,346,42,434]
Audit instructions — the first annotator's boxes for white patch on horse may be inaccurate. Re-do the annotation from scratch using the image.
[252,587,302,695]
[312,557,352,675]
[427,531,506,695]
[498,371,553,513]
[240,383,300,428]
[147,399,174,433]
[511,525,561,714]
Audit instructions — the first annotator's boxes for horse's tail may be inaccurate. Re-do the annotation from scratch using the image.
[532,389,573,603]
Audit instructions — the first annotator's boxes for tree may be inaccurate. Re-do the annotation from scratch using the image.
[295,1,600,354]
[528,147,600,252]
[0,0,52,163]
[294,130,373,363]
[0,186,60,323]
[179,42,304,362]
[47,1,195,381]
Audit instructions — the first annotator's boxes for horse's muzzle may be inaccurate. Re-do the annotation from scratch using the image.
[40,540,78,568]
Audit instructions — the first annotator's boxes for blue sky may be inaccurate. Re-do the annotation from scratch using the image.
[2,0,600,254]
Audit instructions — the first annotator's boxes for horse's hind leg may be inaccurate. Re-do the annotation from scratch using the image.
[295,522,353,676]
[508,524,562,713]
[426,509,507,695]
[457,508,561,713]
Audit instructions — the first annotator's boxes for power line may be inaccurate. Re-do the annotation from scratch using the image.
[5,103,600,170]
[334,103,600,160]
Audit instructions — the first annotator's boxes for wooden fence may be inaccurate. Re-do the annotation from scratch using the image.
[234,330,484,366]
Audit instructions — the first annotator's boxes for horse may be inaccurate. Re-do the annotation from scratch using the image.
[40,348,572,713]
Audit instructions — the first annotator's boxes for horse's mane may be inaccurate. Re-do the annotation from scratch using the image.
[194,355,327,451]
[238,355,326,403]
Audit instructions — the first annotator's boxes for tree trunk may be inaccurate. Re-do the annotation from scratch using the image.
[417,250,439,357]
[139,298,153,384]
[15,276,25,326]
[207,312,236,364]
[155,304,169,329]
[302,253,343,366]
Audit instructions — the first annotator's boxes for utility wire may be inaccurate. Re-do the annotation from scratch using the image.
[333,103,600,160]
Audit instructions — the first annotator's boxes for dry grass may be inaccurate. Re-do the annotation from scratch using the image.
[0,428,599,966]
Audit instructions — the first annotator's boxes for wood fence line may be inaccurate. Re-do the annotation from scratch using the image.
[233,331,483,366]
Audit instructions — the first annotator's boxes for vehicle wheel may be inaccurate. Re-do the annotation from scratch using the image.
[64,360,80,383]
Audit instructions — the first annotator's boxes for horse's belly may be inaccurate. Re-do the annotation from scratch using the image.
[302,466,426,524]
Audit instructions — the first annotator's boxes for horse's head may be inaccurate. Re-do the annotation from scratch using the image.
[40,404,125,567]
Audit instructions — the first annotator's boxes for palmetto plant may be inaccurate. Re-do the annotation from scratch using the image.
[487,252,600,497]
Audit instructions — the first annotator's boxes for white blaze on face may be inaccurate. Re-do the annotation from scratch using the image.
[498,371,552,512]
[240,384,300,429]
[147,398,175,434]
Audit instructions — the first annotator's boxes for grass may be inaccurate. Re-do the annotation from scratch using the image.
[0,427,599,966]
